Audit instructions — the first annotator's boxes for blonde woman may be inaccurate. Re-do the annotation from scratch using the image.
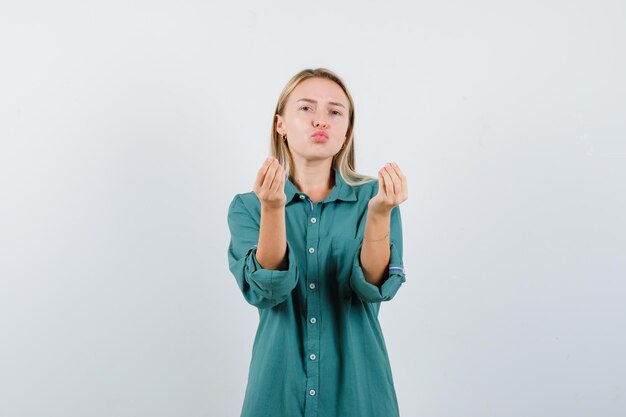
[227,68,408,417]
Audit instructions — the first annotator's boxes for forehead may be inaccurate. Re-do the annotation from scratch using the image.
[288,77,349,107]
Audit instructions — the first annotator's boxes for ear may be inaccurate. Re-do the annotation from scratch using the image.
[275,114,285,135]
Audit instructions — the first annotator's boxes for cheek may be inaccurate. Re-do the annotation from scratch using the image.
[290,115,310,128]
[338,123,350,137]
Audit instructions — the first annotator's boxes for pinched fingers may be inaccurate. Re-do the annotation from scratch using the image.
[390,162,408,200]
[383,162,404,197]
[378,162,408,205]
[262,158,282,190]
[270,164,285,193]
[255,157,275,189]
[253,156,287,208]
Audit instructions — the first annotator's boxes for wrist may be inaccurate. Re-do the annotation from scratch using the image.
[261,204,285,214]
[368,202,392,219]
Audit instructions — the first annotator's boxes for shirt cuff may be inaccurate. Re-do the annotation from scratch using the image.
[244,240,299,303]
[350,239,406,303]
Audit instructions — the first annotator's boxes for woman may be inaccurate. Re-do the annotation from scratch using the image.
[227,68,408,417]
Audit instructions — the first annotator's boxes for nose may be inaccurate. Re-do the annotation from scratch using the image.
[312,107,330,128]
[313,118,328,129]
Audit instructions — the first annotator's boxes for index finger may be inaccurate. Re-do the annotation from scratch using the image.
[255,157,275,185]
[391,162,406,182]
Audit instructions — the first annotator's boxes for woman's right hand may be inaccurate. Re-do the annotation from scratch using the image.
[253,156,286,209]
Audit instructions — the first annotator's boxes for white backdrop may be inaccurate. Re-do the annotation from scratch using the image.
[1,1,625,416]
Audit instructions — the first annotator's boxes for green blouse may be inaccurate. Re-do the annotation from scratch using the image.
[227,167,406,417]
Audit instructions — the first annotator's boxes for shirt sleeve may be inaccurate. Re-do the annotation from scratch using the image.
[226,194,300,309]
[349,204,407,303]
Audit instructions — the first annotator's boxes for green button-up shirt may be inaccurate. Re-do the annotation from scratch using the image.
[227,167,406,417]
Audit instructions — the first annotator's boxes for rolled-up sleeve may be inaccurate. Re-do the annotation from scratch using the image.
[350,205,406,303]
[227,194,300,309]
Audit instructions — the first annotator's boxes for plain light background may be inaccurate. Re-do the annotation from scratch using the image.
[1,1,625,416]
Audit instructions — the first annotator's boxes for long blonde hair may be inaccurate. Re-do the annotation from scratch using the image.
[270,68,376,187]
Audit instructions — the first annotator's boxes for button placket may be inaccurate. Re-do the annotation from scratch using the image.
[303,195,321,415]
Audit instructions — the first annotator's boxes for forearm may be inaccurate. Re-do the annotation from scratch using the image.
[256,205,289,270]
[360,207,391,287]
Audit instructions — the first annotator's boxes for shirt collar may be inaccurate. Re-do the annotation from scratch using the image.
[285,167,357,205]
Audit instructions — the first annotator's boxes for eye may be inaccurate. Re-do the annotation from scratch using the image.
[331,110,342,116]
[299,105,312,111]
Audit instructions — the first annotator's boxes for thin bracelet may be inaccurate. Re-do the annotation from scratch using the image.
[363,233,389,242]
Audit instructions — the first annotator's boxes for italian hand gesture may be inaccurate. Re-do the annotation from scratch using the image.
[368,162,408,216]
[253,156,287,209]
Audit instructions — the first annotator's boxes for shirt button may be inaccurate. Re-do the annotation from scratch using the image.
[309,283,316,289]
[309,354,316,360]
[308,247,315,254]
[310,317,317,324]
[310,217,317,223]
[309,389,316,396]
[299,195,305,200]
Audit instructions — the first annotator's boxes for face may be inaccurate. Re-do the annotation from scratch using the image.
[276,77,350,164]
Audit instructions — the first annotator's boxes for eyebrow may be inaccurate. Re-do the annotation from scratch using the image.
[296,98,346,109]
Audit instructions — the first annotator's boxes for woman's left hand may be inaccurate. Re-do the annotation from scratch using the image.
[368,162,408,216]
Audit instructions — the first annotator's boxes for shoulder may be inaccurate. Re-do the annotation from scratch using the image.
[350,178,379,202]
[228,191,261,216]
[347,178,401,216]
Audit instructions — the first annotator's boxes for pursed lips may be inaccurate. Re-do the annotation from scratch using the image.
[311,131,328,139]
